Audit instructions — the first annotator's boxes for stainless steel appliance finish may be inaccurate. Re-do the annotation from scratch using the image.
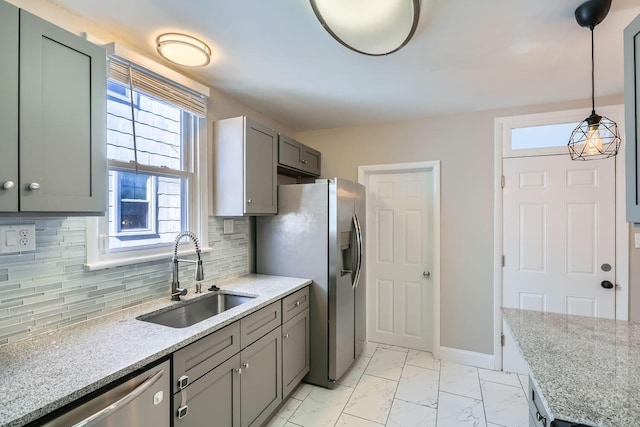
[138,292,256,328]
[40,360,170,427]
[256,178,365,388]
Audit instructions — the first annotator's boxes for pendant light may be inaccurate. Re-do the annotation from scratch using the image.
[567,0,621,160]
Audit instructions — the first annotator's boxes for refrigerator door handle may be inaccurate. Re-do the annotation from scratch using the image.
[353,214,363,289]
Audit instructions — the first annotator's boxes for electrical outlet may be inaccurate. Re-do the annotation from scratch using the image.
[0,224,36,253]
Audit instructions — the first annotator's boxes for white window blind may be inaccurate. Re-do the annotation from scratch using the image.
[108,57,207,118]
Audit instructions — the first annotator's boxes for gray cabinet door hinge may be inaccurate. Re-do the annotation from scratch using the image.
[501,333,505,347]
[501,175,505,188]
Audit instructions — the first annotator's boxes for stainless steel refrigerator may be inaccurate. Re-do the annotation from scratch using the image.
[256,178,366,388]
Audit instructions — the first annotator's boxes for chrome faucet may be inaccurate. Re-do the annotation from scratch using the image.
[171,231,205,301]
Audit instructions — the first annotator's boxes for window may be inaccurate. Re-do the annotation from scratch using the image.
[86,54,209,269]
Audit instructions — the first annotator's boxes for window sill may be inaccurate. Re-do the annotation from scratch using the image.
[84,246,212,271]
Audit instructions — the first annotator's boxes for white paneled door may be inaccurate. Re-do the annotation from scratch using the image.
[367,170,434,351]
[503,155,616,318]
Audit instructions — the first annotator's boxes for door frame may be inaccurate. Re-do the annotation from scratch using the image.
[493,105,629,370]
[358,161,441,356]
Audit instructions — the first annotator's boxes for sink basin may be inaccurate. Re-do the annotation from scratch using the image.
[138,292,256,328]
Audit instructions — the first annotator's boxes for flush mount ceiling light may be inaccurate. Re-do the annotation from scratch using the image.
[156,33,211,67]
[310,0,420,56]
[568,0,621,160]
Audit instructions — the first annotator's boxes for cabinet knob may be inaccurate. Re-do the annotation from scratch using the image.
[247,199,252,205]
[242,362,249,369]
[235,368,242,374]
[295,301,300,307]
[284,334,290,339]
[301,159,308,165]
[1,181,15,191]
[27,183,40,191]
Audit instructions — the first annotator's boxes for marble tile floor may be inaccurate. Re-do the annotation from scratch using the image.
[267,342,529,427]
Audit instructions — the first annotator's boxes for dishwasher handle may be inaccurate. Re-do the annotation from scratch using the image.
[72,368,166,427]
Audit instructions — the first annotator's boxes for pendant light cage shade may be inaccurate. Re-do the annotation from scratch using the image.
[568,115,621,160]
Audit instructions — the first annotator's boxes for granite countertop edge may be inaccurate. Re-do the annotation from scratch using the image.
[501,307,640,427]
[0,274,312,427]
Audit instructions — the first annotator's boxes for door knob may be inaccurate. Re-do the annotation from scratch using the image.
[423,271,431,279]
[601,280,614,289]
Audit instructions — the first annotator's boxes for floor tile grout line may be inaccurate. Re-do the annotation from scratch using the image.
[477,365,489,427]
[435,357,442,427]
[380,349,407,426]
[479,378,527,390]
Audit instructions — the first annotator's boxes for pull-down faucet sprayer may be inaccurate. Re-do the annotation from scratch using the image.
[171,231,204,301]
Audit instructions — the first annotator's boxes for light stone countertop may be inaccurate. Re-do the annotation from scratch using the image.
[502,308,640,427]
[0,274,311,427]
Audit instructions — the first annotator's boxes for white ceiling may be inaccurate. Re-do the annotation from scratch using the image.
[49,0,640,131]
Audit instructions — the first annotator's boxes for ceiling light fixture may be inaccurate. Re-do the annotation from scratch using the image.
[156,33,211,67]
[568,0,621,160]
[309,0,420,56]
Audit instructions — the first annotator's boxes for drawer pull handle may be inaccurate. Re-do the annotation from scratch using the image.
[536,411,547,426]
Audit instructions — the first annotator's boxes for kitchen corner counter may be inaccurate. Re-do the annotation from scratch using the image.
[502,308,640,427]
[0,274,311,427]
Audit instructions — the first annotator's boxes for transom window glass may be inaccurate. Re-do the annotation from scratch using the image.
[511,122,579,150]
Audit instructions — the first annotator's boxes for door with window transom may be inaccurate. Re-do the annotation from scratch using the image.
[503,155,616,319]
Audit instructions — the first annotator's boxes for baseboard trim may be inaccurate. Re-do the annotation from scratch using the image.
[436,346,495,370]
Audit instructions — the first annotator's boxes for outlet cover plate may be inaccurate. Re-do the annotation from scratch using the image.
[0,224,36,253]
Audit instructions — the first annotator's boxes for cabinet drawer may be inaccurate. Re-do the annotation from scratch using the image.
[173,322,240,391]
[282,287,309,323]
[240,302,281,349]
[529,377,550,427]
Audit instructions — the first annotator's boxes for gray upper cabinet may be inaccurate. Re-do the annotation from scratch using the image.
[0,4,107,214]
[212,116,277,216]
[625,13,640,223]
[278,134,321,178]
[0,1,19,212]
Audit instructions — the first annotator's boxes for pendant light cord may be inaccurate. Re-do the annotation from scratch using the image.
[591,26,595,116]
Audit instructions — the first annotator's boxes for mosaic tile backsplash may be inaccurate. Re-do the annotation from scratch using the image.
[0,217,249,344]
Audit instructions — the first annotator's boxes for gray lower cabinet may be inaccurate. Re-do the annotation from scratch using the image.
[625,13,640,223]
[0,0,107,214]
[240,327,282,427]
[277,134,321,178]
[212,116,277,216]
[174,354,241,427]
[282,309,310,397]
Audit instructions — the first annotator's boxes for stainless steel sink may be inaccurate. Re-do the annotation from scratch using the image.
[138,292,256,328]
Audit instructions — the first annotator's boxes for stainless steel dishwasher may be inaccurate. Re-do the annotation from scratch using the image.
[40,359,170,427]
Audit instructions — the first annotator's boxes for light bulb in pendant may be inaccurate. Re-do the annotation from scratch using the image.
[584,124,603,155]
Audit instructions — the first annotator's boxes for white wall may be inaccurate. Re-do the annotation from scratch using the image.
[297,95,624,355]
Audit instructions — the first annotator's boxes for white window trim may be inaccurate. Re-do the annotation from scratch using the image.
[85,108,210,271]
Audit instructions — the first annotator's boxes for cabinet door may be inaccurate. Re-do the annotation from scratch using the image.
[278,135,303,170]
[174,354,241,427]
[301,145,321,177]
[625,13,640,223]
[282,309,310,397]
[0,1,19,212]
[19,10,106,213]
[240,327,282,427]
[244,118,277,214]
